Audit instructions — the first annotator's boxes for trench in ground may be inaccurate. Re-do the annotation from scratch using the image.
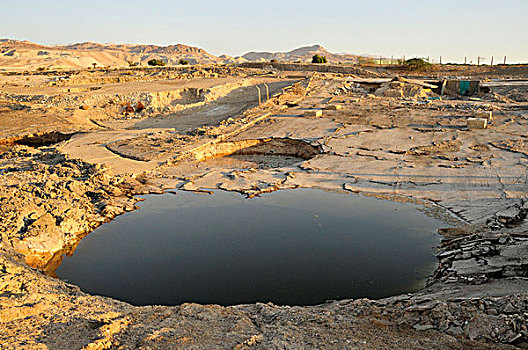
[56,188,445,306]
[191,138,324,169]
[0,131,76,147]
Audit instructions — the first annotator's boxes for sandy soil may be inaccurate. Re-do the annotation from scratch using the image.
[1,65,528,349]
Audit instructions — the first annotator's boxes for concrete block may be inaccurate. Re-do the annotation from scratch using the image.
[475,110,493,122]
[304,110,323,117]
[325,104,342,110]
[467,118,487,129]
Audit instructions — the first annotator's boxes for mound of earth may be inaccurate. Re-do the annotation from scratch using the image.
[374,77,436,99]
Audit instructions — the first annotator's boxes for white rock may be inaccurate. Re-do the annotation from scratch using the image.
[304,110,323,117]
[475,110,493,122]
[467,118,487,129]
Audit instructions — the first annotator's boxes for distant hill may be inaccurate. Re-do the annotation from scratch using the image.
[242,44,359,64]
[0,39,223,70]
[0,40,363,71]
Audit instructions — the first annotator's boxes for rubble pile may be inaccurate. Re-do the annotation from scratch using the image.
[375,77,436,99]
[340,294,527,345]
[432,231,528,284]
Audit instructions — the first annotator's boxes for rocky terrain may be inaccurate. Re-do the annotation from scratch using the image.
[0,39,225,70]
[0,40,367,71]
[1,61,528,349]
[241,44,359,64]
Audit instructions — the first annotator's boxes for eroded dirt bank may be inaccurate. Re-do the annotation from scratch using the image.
[1,65,528,349]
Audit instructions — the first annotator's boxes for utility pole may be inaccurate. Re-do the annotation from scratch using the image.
[464,57,467,65]
[391,55,394,65]
[504,56,507,65]
[379,56,382,65]
[440,56,442,64]
[491,56,494,66]
[477,57,480,66]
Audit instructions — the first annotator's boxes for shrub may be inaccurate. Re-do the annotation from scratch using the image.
[147,59,166,66]
[179,59,189,65]
[312,55,327,64]
[403,58,432,71]
[127,60,139,67]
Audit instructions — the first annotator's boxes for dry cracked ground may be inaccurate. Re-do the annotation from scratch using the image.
[1,64,528,349]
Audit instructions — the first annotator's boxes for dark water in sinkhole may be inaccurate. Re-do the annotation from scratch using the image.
[56,189,445,306]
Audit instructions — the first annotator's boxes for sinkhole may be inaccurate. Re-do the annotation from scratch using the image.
[192,138,323,169]
[56,188,445,306]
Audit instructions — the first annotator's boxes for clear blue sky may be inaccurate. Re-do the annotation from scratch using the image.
[4,0,527,62]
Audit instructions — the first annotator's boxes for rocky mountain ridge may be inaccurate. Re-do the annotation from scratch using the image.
[0,39,222,69]
[0,39,361,70]
[242,44,359,63]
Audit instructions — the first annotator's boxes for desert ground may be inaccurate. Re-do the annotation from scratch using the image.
[1,60,528,349]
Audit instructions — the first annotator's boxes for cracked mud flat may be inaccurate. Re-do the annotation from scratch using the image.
[1,65,528,349]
